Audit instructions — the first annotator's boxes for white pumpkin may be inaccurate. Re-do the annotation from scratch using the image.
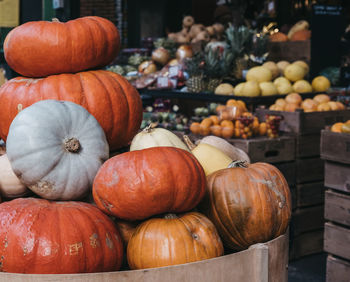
[199,135,250,164]
[0,154,29,198]
[130,124,190,152]
[6,100,109,200]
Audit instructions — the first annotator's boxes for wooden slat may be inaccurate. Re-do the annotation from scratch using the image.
[324,222,350,261]
[290,205,324,236]
[324,161,350,193]
[289,229,324,260]
[326,255,350,282]
[295,134,321,158]
[296,157,324,184]
[267,40,310,63]
[296,181,324,208]
[321,129,350,164]
[325,189,350,226]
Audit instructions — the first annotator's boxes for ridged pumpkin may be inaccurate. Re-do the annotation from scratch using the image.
[4,16,120,77]
[127,212,223,269]
[0,70,142,150]
[201,161,291,251]
[0,198,123,274]
[93,147,206,221]
[6,100,109,200]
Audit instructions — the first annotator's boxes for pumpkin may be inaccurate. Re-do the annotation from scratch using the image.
[4,16,120,77]
[114,219,139,246]
[0,198,123,274]
[127,212,223,269]
[0,154,29,198]
[269,32,288,42]
[183,135,233,176]
[130,124,190,152]
[0,70,142,150]
[6,100,109,200]
[93,147,206,221]
[200,161,291,250]
[199,135,250,164]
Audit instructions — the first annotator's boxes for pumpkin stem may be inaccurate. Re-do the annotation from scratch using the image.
[228,160,248,168]
[183,135,196,151]
[64,137,81,153]
[51,18,60,22]
[164,213,178,219]
[143,122,158,133]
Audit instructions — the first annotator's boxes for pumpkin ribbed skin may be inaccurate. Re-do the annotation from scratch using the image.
[0,198,123,274]
[93,147,206,221]
[127,212,224,269]
[4,16,120,77]
[202,162,291,250]
[0,70,142,150]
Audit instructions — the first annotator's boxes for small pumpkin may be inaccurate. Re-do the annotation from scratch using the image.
[183,135,233,176]
[200,161,291,250]
[93,147,206,221]
[127,212,223,269]
[0,198,123,274]
[0,154,29,198]
[0,70,143,151]
[6,100,109,200]
[130,124,190,152]
[199,135,250,164]
[4,16,120,77]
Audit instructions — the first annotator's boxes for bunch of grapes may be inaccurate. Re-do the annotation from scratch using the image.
[235,115,255,139]
[265,115,283,138]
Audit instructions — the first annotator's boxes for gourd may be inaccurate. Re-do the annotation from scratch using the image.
[0,198,123,274]
[130,124,190,152]
[183,135,233,176]
[0,70,143,150]
[6,100,109,200]
[199,135,250,164]
[127,212,223,269]
[93,147,206,221]
[4,16,120,77]
[0,154,29,198]
[200,161,291,250]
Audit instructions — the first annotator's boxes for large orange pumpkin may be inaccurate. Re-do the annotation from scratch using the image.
[4,16,120,77]
[0,198,123,274]
[93,147,206,221]
[201,161,291,251]
[127,212,224,269]
[0,70,142,150]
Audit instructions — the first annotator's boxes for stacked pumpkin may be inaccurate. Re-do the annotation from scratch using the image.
[0,16,292,275]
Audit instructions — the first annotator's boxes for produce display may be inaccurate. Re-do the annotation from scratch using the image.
[269,20,311,42]
[269,93,346,112]
[330,120,350,133]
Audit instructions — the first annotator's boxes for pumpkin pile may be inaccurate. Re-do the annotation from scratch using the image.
[190,99,268,139]
[331,120,350,133]
[269,93,346,112]
[0,16,292,275]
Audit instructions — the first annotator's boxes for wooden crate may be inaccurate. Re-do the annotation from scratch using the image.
[320,129,350,164]
[296,157,324,184]
[324,222,350,261]
[296,181,324,208]
[289,229,324,260]
[326,255,350,282]
[267,40,310,63]
[0,234,289,282]
[229,136,296,163]
[295,134,321,158]
[274,162,296,187]
[325,189,350,227]
[256,108,350,135]
[324,161,350,193]
[290,205,324,237]
[290,186,297,211]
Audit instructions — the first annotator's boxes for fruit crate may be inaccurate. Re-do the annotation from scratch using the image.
[320,129,350,164]
[255,108,350,135]
[295,157,324,184]
[0,234,289,282]
[326,255,350,282]
[267,40,311,63]
[289,229,324,261]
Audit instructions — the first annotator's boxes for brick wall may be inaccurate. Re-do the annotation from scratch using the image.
[80,0,116,24]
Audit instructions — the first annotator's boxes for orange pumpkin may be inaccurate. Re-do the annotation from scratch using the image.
[269,32,288,42]
[4,17,120,77]
[201,162,291,250]
[0,198,123,274]
[127,212,224,269]
[93,147,206,221]
[0,70,142,150]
